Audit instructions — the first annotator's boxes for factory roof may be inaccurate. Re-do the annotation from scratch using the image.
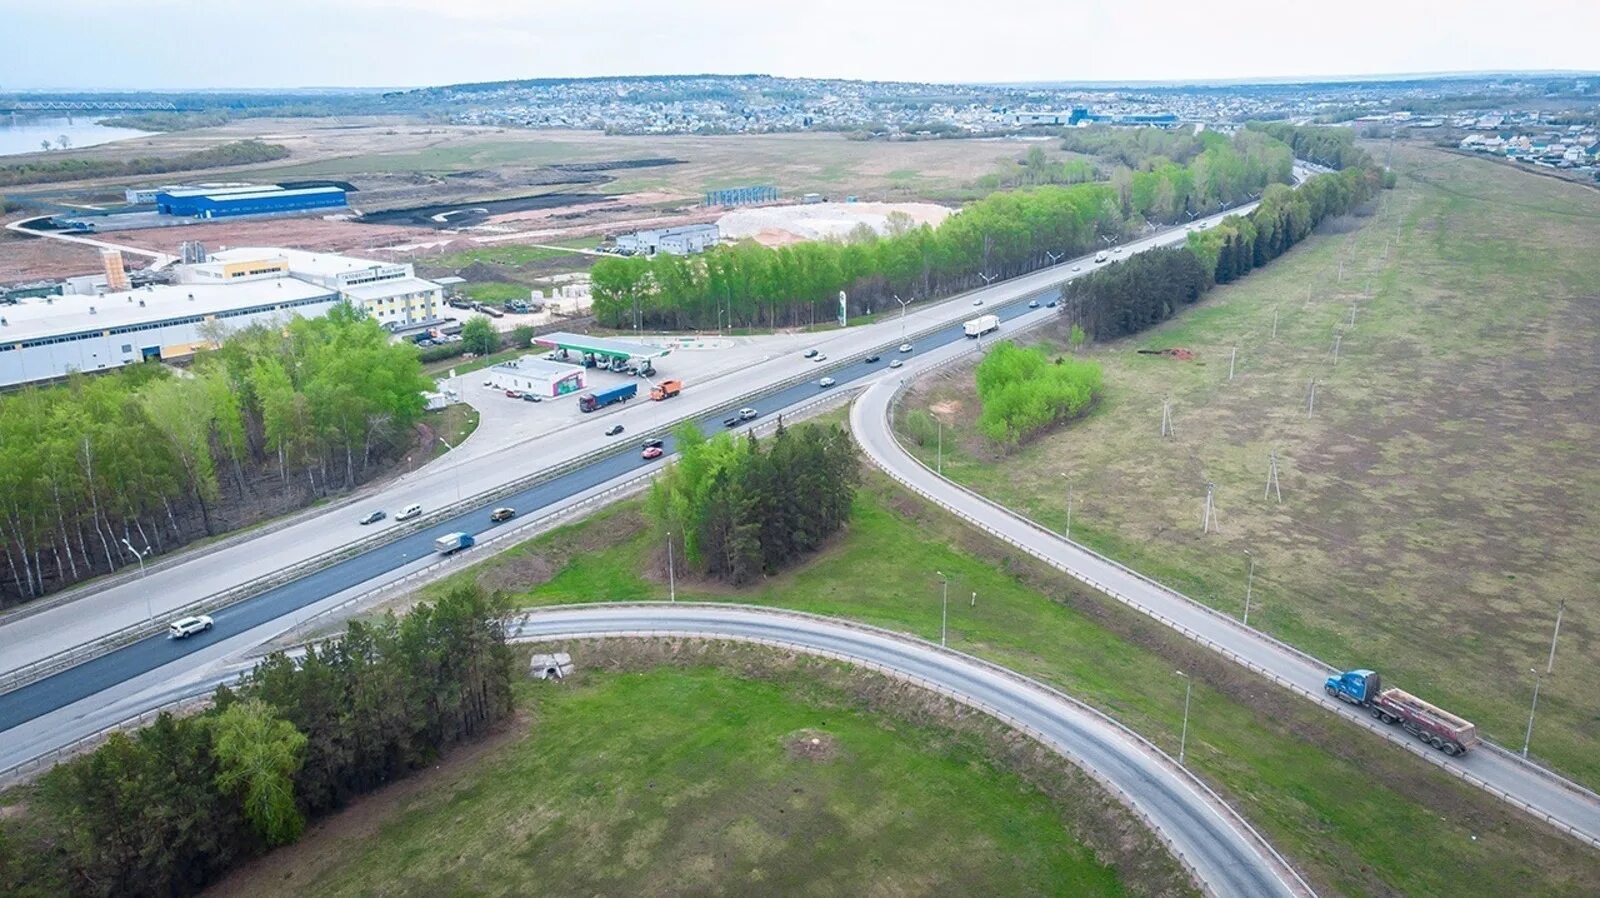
[342,277,443,301]
[209,247,396,278]
[0,279,336,345]
[203,186,344,202]
[158,185,275,199]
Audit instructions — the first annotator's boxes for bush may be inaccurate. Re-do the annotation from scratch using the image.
[902,408,940,447]
[974,343,1102,445]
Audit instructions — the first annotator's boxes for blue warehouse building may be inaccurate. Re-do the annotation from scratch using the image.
[155,185,348,219]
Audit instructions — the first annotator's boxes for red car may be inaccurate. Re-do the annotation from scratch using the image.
[504,389,523,399]
[641,446,664,460]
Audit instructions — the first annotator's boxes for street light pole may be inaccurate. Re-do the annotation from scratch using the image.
[937,570,949,647]
[1522,668,1543,758]
[1546,599,1566,675]
[667,531,676,603]
[1060,473,1073,540]
[1175,670,1192,766]
[436,436,462,501]
[937,419,942,475]
[893,294,911,338]
[120,538,154,625]
[1243,552,1255,626]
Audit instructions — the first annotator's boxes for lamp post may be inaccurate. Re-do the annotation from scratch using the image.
[936,570,950,647]
[667,530,676,603]
[1243,551,1256,626]
[436,436,462,501]
[936,419,942,475]
[717,308,727,336]
[893,293,911,337]
[1045,250,1063,266]
[1060,472,1073,540]
[1522,668,1543,759]
[120,538,154,626]
[1175,670,1192,766]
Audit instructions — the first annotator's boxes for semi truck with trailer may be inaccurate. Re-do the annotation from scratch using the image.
[649,379,683,401]
[963,314,1000,338]
[577,383,637,412]
[1324,669,1479,756]
[433,532,475,555]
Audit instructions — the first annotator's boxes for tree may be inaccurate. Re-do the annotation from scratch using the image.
[1068,323,1087,355]
[461,317,499,355]
[210,699,308,846]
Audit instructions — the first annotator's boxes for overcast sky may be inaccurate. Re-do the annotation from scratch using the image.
[4,0,1597,90]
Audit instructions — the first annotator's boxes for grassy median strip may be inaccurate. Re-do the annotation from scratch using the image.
[429,476,1600,897]
[216,665,1130,898]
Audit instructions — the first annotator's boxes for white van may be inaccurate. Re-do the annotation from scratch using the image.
[395,503,423,522]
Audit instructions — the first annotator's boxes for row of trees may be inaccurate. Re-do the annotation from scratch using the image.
[0,585,514,898]
[0,139,290,187]
[0,304,433,605]
[590,130,1294,333]
[1062,127,1387,345]
[647,421,859,585]
[973,342,1104,444]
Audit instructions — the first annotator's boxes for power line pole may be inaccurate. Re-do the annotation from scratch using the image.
[1546,599,1566,675]
[1175,671,1192,766]
[1306,379,1318,417]
[1229,346,1237,381]
[1272,306,1280,339]
[1265,451,1282,503]
[1243,551,1256,626]
[1522,668,1543,759]
[1331,332,1342,365]
[1202,481,1219,534]
[1160,397,1175,437]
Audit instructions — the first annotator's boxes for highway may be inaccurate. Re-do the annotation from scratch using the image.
[507,604,1311,898]
[847,308,1600,850]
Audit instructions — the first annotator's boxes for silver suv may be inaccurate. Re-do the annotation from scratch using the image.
[168,615,214,639]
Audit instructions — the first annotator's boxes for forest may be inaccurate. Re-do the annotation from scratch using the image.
[0,585,514,898]
[590,129,1295,331]
[0,139,289,186]
[0,304,433,606]
[973,343,1104,445]
[647,420,859,585]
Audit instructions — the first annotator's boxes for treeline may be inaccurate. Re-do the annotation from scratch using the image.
[0,585,514,898]
[1245,122,1374,172]
[974,342,1104,444]
[648,421,859,585]
[976,145,1099,190]
[1062,142,1386,342]
[0,139,289,187]
[591,129,1293,331]
[0,305,431,605]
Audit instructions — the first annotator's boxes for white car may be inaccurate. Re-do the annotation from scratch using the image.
[1072,265,1082,272]
[1113,247,1123,254]
[395,503,423,522]
[819,377,836,388]
[889,359,904,369]
[738,407,759,421]
[898,343,913,353]
[168,615,213,639]
[972,298,983,306]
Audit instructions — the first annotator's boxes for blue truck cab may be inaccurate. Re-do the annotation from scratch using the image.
[1325,669,1380,705]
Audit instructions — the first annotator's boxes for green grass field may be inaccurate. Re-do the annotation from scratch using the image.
[219,667,1127,898]
[424,475,1600,898]
[896,143,1600,789]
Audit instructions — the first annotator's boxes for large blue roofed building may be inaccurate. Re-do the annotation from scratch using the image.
[155,185,348,219]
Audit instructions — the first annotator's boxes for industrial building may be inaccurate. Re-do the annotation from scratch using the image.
[155,185,348,219]
[205,247,443,330]
[0,278,338,387]
[0,247,448,388]
[483,355,587,398]
[613,223,719,256]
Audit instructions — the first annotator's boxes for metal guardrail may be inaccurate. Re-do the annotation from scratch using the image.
[864,330,1600,850]
[0,340,891,696]
[507,604,1316,898]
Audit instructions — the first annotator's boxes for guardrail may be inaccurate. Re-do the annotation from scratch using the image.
[507,604,1316,898]
[0,339,891,696]
[864,331,1600,850]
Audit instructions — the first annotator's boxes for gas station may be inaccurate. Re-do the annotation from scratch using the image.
[532,331,671,376]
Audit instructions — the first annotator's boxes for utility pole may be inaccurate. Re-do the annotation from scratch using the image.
[1243,551,1256,626]
[1265,451,1282,503]
[937,419,942,475]
[1228,346,1237,381]
[1202,481,1218,534]
[1522,668,1543,759]
[1272,305,1280,339]
[120,539,154,626]
[1306,379,1318,417]
[1175,670,1192,766]
[1546,599,1566,675]
[667,531,676,603]
[1061,473,1074,540]
[1160,397,1175,437]
[937,571,950,647]
[1331,332,1342,365]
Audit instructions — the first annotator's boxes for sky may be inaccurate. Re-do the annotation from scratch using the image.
[2,0,1597,91]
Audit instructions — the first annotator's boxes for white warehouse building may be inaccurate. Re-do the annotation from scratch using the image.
[0,279,338,387]
[206,247,444,329]
[483,355,587,398]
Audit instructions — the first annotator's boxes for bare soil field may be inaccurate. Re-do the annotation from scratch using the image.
[897,144,1600,788]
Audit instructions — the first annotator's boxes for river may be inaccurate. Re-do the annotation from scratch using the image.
[0,115,152,158]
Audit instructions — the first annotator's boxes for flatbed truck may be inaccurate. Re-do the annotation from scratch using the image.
[1325,669,1479,756]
